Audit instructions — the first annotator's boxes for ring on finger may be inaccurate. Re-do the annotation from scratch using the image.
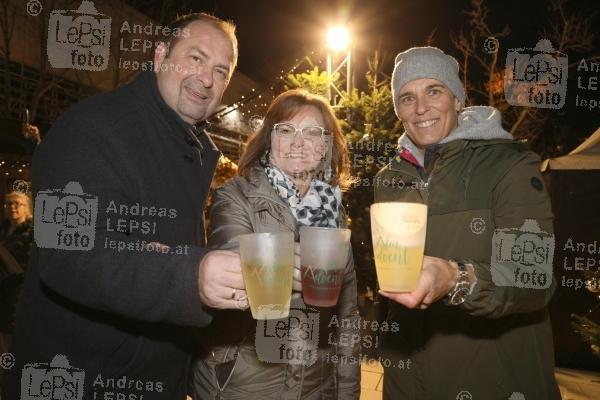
[231,288,237,300]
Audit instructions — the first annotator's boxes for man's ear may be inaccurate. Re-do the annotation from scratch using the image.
[153,42,168,70]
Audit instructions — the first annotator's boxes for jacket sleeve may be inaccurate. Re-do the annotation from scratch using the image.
[461,151,556,318]
[207,183,254,250]
[33,113,212,327]
[334,249,361,399]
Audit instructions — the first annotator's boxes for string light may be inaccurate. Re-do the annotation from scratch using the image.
[210,55,313,123]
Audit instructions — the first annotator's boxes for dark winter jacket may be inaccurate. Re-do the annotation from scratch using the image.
[374,106,561,400]
[2,71,220,400]
[0,219,33,332]
[192,165,361,399]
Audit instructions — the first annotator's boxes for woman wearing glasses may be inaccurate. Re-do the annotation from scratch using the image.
[1,191,34,381]
[192,89,360,399]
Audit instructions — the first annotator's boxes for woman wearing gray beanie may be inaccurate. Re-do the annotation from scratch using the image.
[374,46,560,400]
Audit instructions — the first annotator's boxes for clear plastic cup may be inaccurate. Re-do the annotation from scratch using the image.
[370,202,428,292]
[300,226,351,307]
[239,232,294,319]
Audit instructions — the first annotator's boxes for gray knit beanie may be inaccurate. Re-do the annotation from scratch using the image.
[391,46,465,118]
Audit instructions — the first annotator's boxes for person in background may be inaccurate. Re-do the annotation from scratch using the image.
[374,46,560,399]
[0,191,34,390]
[192,89,361,399]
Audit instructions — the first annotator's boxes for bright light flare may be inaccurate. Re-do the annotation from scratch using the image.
[326,26,350,51]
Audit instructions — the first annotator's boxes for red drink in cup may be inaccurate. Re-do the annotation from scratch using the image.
[299,227,351,307]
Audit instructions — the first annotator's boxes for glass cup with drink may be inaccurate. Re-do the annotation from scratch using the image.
[299,226,351,307]
[239,232,294,319]
[370,202,428,292]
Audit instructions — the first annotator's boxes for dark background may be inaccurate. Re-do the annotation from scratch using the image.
[126,0,600,152]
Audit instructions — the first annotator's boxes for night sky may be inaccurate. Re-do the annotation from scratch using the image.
[125,0,599,150]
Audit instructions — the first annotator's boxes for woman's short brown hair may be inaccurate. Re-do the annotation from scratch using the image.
[237,89,351,188]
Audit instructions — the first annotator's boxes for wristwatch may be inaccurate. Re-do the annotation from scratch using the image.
[445,261,473,306]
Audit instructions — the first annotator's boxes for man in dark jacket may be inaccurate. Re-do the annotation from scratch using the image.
[2,13,247,400]
[375,47,561,399]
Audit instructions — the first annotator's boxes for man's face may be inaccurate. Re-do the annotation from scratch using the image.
[154,21,234,125]
[396,78,461,149]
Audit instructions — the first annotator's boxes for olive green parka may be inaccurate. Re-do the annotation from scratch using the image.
[374,107,561,400]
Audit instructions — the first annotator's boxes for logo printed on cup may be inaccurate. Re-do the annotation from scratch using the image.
[255,296,320,366]
[35,181,98,251]
[47,1,112,71]
[20,355,85,400]
[504,39,568,109]
[491,219,555,289]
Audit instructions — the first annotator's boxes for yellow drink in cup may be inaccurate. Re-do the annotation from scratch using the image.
[370,202,428,292]
[239,232,294,319]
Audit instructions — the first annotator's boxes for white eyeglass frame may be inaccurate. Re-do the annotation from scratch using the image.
[272,123,330,141]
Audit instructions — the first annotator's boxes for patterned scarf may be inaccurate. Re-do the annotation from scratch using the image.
[260,155,341,228]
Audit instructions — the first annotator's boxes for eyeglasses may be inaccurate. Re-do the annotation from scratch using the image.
[273,123,330,141]
[4,201,26,207]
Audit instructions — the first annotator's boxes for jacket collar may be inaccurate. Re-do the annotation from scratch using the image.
[396,106,514,167]
[134,71,192,135]
[240,164,298,231]
[133,71,220,165]
[244,165,283,200]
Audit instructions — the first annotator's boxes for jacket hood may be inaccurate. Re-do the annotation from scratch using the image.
[398,106,513,167]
